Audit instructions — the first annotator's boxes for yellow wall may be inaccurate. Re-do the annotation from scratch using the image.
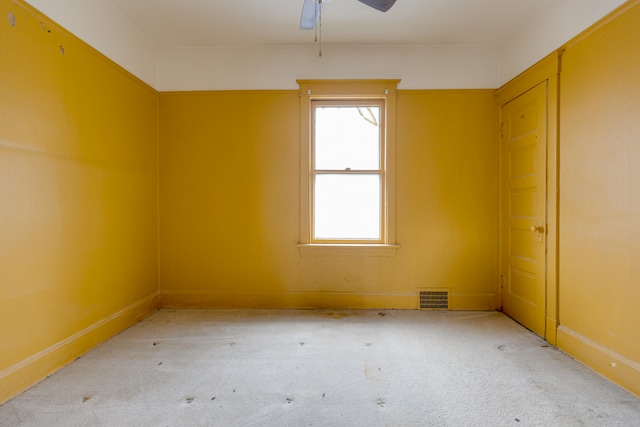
[494,1,640,396]
[159,90,499,309]
[14,0,640,406]
[0,0,500,403]
[554,1,640,396]
[0,0,159,402]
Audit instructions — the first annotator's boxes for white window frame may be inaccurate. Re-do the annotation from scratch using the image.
[297,80,399,256]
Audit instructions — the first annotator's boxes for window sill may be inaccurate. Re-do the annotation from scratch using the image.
[297,244,400,257]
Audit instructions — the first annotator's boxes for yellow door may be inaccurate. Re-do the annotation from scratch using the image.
[500,81,547,337]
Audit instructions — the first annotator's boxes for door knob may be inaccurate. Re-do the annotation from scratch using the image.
[531,225,545,233]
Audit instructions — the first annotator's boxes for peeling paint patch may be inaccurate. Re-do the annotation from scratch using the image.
[7,11,16,27]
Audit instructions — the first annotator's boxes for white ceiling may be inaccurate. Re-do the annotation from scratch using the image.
[25,0,624,90]
[106,0,551,48]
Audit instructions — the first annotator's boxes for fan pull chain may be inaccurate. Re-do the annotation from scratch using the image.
[314,0,319,41]
[315,0,322,58]
[318,11,322,57]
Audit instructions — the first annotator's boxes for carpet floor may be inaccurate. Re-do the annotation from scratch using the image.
[1,309,639,426]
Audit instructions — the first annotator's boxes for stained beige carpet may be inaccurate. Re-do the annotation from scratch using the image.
[1,309,639,426]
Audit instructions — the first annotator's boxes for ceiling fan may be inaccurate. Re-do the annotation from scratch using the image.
[300,0,397,30]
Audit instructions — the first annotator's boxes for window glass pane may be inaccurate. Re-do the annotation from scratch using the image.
[314,106,380,170]
[314,174,380,240]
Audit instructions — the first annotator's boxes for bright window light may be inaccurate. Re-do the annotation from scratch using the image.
[311,103,384,242]
[314,107,380,170]
[314,174,381,240]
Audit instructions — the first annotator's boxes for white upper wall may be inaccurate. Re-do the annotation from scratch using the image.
[158,45,499,91]
[24,0,158,88]
[24,0,629,91]
[499,0,627,85]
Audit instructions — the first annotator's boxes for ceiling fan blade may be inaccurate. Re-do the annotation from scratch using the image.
[357,0,396,12]
[300,0,321,30]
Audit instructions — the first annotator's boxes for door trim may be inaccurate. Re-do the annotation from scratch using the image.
[496,52,559,344]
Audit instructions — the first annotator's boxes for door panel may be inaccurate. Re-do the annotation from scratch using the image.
[500,81,547,336]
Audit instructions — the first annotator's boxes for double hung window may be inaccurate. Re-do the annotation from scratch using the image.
[298,80,399,255]
[312,100,384,242]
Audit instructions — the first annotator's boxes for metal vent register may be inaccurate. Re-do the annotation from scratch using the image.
[418,289,450,310]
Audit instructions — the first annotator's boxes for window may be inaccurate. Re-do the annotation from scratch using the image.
[312,100,384,242]
[298,80,399,256]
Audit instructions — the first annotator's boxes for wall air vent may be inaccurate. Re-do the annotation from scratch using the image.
[418,288,450,310]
